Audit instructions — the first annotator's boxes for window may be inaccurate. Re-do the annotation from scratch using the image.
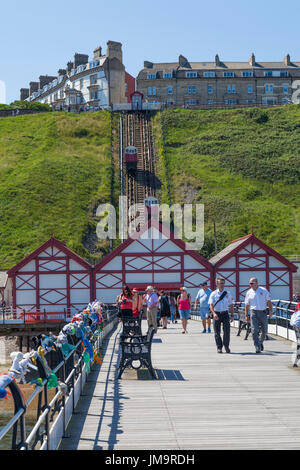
[167,100,174,105]
[208,100,214,105]
[164,72,173,78]
[264,70,288,78]
[247,100,254,104]
[89,60,99,69]
[242,71,254,77]
[248,85,253,94]
[283,84,289,94]
[147,73,156,79]
[148,87,152,96]
[227,84,236,94]
[265,84,273,94]
[204,71,215,78]
[225,99,236,105]
[186,72,197,78]
[208,85,213,94]
[223,71,235,77]
[188,99,196,105]
[90,74,98,85]
[262,97,276,105]
[90,90,98,100]
[168,86,173,95]
[80,79,84,89]
[152,87,156,96]
[187,85,196,94]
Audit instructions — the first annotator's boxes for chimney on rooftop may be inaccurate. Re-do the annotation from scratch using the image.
[249,53,256,67]
[144,61,154,69]
[39,75,57,89]
[284,54,291,66]
[107,41,123,63]
[94,46,102,60]
[58,69,66,76]
[29,81,39,95]
[20,88,29,100]
[74,53,89,68]
[67,61,74,73]
[215,54,220,66]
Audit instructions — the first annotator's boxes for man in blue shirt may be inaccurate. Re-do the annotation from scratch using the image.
[194,282,212,333]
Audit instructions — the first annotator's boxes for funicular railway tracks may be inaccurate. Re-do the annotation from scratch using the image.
[121,111,157,222]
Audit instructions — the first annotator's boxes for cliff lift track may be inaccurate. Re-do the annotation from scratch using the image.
[121,112,157,219]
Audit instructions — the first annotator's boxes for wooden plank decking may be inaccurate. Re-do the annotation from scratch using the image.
[59,319,300,450]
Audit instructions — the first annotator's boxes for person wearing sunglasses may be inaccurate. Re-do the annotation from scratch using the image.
[244,277,273,353]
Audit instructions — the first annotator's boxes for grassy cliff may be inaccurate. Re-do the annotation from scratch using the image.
[153,106,300,258]
[0,111,112,269]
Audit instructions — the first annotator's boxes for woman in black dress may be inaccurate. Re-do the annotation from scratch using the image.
[159,290,171,329]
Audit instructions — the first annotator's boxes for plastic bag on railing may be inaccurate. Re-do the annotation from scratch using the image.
[290,310,300,328]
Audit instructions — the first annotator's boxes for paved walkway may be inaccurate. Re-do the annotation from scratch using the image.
[59,319,300,450]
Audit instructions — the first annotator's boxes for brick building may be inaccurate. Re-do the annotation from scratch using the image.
[20,41,134,111]
[136,53,300,107]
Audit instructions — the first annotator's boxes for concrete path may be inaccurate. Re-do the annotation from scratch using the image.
[59,319,300,450]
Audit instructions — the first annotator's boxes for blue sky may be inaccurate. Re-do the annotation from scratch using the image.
[1,0,300,103]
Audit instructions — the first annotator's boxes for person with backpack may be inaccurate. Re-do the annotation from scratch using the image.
[209,278,234,353]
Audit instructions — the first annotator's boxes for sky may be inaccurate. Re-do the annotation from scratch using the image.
[1,0,300,103]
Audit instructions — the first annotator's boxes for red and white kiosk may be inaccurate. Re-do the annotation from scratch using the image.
[7,237,92,315]
[210,233,297,301]
[94,218,213,303]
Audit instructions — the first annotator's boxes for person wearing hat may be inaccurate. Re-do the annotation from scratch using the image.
[144,286,159,332]
[194,282,212,333]
[177,287,191,334]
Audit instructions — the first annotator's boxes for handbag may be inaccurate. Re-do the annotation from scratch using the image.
[209,291,228,318]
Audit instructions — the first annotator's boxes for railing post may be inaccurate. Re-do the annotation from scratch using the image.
[8,380,26,450]
[23,309,26,325]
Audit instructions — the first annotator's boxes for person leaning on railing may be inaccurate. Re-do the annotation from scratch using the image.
[244,277,273,354]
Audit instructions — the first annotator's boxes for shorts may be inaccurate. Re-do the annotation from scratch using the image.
[179,309,190,320]
[199,307,210,320]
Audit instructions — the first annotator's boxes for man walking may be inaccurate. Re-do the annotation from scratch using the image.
[209,278,234,353]
[144,286,159,332]
[244,277,273,353]
[194,282,212,333]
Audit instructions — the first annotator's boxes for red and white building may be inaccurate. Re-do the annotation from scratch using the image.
[7,237,92,314]
[94,219,213,303]
[210,233,298,301]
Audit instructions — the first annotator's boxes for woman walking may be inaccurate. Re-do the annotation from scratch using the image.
[177,287,191,334]
[159,291,171,329]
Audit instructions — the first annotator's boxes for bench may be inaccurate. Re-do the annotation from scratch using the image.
[236,311,269,341]
[236,312,252,340]
[121,312,143,336]
[118,326,156,379]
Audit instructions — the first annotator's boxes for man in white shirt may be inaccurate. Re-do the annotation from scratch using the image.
[244,277,273,353]
[209,277,234,353]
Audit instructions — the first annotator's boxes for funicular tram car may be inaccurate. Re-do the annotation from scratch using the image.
[124,146,138,175]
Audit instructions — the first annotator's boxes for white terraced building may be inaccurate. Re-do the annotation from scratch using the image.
[20,41,131,111]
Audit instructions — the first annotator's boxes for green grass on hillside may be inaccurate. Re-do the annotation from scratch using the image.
[153,106,300,257]
[0,111,111,269]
